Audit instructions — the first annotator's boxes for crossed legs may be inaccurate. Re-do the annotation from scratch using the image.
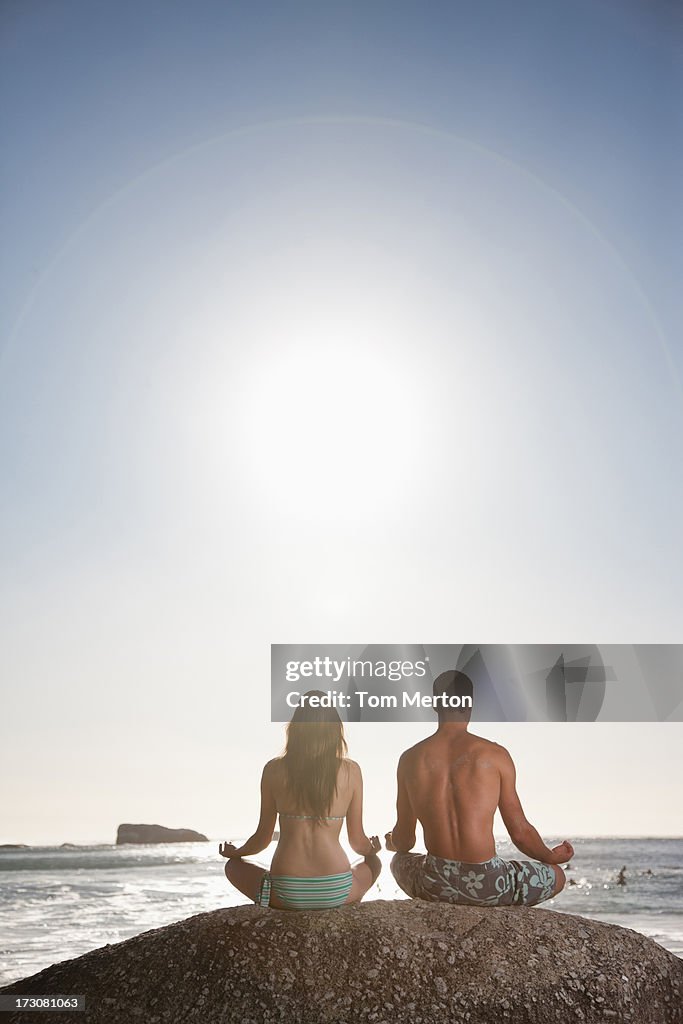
[224,853,382,908]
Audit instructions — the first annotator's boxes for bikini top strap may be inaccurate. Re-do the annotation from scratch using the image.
[279,811,345,820]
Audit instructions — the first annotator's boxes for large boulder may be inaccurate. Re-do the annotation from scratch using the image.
[115,824,208,845]
[1,901,681,1023]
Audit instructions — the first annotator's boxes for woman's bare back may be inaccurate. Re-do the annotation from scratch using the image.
[267,758,355,875]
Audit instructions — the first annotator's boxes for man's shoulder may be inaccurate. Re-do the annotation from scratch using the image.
[398,738,431,764]
[486,739,516,770]
[469,735,512,763]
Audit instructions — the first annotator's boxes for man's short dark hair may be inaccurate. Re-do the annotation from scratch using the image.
[432,670,474,712]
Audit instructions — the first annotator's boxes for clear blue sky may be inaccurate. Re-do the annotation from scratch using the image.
[1,0,681,842]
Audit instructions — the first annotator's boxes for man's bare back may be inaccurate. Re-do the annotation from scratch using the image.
[397,729,504,861]
[387,722,573,869]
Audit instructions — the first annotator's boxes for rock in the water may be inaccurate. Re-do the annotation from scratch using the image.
[115,823,208,845]
[1,901,681,1023]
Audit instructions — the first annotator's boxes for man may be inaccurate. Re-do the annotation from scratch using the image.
[385,670,574,907]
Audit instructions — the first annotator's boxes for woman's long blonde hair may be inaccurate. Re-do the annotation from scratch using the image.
[280,692,348,823]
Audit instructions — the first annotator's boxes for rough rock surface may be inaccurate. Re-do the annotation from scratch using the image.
[1,901,681,1023]
[115,823,208,845]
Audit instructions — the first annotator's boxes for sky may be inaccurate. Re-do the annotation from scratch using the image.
[1,0,682,844]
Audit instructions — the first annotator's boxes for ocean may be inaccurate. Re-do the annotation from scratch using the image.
[1,837,681,986]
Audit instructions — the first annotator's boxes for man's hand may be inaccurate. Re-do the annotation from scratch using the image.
[384,831,397,853]
[549,840,575,864]
[218,841,241,859]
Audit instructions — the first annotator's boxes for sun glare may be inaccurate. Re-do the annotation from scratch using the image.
[233,324,427,523]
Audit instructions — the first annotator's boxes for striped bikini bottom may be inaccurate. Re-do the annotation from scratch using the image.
[255,871,353,910]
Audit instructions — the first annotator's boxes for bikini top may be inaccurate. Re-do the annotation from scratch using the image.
[279,811,345,821]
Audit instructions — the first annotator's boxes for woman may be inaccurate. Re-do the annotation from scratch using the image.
[220,693,382,909]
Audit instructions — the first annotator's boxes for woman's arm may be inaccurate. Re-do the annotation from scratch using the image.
[220,761,278,859]
[345,761,380,856]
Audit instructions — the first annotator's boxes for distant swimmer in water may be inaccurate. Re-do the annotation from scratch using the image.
[617,865,627,886]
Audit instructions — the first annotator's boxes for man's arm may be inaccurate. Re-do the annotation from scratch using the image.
[497,747,574,865]
[385,752,417,853]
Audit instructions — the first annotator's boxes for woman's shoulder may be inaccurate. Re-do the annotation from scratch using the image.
[339,757,362,778]
[263,757,284,779]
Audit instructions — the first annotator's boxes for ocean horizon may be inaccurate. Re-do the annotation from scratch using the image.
[1,836,681,986]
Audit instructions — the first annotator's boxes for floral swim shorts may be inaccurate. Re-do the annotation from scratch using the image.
[391,852,557,907]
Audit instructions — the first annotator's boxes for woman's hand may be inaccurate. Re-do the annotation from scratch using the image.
[365,835,381,855]
[218,841,241,859]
